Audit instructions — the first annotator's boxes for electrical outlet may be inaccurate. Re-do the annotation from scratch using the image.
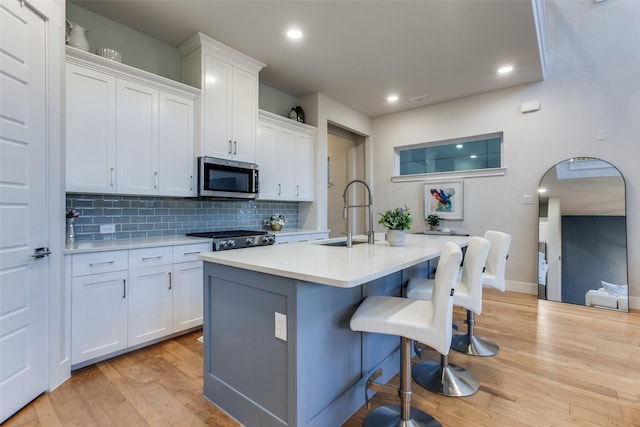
[275,312,287,341]
[100,224,116,234]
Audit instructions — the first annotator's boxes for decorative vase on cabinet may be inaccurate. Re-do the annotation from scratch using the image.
[66,218,77,244]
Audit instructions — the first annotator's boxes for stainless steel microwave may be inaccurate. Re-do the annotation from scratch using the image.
[197,156,259,199]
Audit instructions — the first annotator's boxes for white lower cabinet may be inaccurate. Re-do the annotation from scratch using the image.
[172,260,204,332]
[71,251,129,364]
[275,232,329,245]
[69,242,210,366]
[128,264,173,346]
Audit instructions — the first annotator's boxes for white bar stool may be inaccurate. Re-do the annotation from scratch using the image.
[406,236,490,396]
[450,230,511,356]
[350,242,462,427]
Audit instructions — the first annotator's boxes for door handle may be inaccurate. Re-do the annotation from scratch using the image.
[31,247,51,259]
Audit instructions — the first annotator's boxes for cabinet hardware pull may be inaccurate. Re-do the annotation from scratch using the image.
[228,140,232,154]
[89,260,115,266]
[233,141,237,155]
[296,185,300,196]
[278,183,281,195]
[123,279,126,298]
[110,167,115,186]
[189,174,193,191]
[141,256,163,261]
[168,272,172,290]
[183,251,200,256]
[154,171,158,189]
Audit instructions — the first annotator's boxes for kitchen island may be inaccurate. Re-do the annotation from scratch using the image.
[199,233,469,427]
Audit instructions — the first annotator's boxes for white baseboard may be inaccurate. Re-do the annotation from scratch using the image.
[506,280,538,295]
[505,280,639,311]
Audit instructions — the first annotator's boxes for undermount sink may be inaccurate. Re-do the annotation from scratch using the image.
[319,240,368,247]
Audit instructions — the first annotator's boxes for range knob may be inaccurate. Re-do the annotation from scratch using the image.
[228,239,237,247]
[246,237,255,245]
[219,240,228,248]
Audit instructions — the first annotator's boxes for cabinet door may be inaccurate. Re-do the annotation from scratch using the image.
[276,128,297,199]
[128,265,173,346]
[66,63,116,193]
[255,121,279,199]
[294,132,314,201]
[172,260,204,332]
[71,271,128,364]
[116,79,159,195]
[158,93,195,196]
[202,54,232,159]
[231,66,258,162]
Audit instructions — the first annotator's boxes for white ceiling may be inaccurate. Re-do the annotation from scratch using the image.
[71,0,545,118]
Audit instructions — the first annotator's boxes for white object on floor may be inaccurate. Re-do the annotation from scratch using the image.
[197,335,203,343]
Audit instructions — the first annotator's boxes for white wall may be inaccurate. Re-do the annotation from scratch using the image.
[371,0,640,308]
[298,93,372,231]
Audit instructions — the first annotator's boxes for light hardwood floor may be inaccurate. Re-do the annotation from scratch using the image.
[5,290,640,426]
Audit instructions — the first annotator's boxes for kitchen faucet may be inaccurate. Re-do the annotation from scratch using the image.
[342,179,375,247]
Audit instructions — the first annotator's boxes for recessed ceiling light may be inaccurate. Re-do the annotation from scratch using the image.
[470,155,477,159]
[497,65,514,74]
[538,188,547,193]
[456,144,463,149]
[387,95,399,103]
[287,28,303,39]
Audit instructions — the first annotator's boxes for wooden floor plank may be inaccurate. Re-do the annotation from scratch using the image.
[3,289,640,426]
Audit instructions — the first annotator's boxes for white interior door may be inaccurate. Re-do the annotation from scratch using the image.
[0,0,48,422]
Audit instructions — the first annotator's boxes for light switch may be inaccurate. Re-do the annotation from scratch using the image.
[522,194,535,205]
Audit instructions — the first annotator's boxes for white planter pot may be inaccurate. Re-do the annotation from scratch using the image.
[386,229,406,247]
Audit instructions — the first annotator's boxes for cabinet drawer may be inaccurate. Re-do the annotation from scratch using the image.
[72,250,128,277]
[129,246,173,269]
[173,242,211,263]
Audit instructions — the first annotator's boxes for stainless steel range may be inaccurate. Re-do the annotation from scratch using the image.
[186,230,276,251]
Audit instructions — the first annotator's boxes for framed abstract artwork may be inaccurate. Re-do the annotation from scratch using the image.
[424,180,464,220]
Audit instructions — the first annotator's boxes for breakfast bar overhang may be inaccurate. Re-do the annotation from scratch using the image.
[199,234,469,427]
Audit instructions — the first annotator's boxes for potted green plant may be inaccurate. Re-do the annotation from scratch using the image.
[264,213,286,231]
[378,206,413,246]
[427,214,440,231]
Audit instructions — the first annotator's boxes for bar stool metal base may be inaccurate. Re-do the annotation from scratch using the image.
[450,309,499,356]
[363,404,441,427]
[412,357,479,397]
[450,333,499,356]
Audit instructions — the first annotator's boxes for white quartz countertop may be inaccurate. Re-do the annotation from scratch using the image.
[200,233,470,288]
[64,235,212,254]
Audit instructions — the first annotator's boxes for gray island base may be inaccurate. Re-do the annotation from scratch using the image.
[200,234,469,426]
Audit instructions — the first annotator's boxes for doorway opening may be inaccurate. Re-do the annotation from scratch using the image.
[327,124,367,238]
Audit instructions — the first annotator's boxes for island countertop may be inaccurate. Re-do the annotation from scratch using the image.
[199,232,469,288]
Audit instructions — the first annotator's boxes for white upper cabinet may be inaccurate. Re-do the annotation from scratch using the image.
[158,93,196,196]
[256,110,316,202]
[116,79,159,195]
[65,47,198,197]
[180,33,265,163]
[66,63,117,193]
